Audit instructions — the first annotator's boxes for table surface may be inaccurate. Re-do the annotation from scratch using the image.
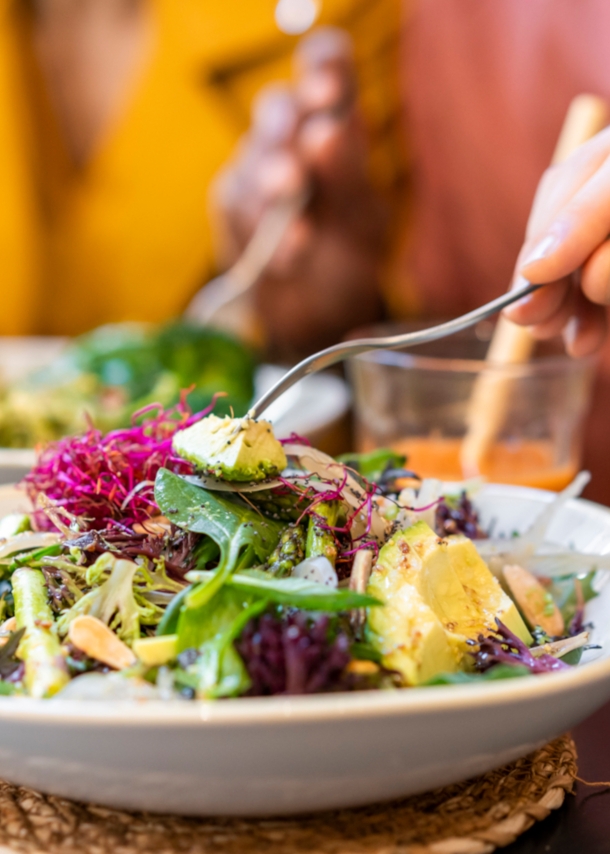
[504,700,610,853]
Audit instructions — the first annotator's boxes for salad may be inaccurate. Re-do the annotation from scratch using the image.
[0,322,255,447]
[0,399,604,700]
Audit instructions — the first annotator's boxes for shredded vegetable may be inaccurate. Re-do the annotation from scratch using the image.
[24,396,222,531]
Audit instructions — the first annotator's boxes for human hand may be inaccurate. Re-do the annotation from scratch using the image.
[211,28,387,359]
[504,128,610,357]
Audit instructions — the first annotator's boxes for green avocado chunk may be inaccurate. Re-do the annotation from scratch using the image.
[172,415,288,482]
[367,521,532,686]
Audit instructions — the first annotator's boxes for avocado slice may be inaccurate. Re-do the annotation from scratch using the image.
[172,415,287,482]
[367,522,532,685]
[133,634,178,666]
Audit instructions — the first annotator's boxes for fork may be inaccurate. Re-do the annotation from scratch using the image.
[247,282,543,419]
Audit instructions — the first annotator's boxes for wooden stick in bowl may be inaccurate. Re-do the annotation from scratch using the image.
[460,94,609,479]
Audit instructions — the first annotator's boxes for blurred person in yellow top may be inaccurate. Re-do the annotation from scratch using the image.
[0,0,404,341]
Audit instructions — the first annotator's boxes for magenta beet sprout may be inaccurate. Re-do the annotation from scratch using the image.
[279,433,312,447]
[23,393,224,533]
[401,498,443,514]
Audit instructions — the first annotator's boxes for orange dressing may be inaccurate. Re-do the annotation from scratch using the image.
[379,437,577,491]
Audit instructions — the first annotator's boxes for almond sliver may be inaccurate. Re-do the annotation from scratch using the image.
[68,615,136,670]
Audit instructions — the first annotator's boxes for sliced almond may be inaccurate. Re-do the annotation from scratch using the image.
[503,564,565,637]
[133,516,171,536]
[68,615,136,670]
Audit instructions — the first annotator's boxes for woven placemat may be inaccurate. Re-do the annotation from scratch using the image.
[0,735,576,854]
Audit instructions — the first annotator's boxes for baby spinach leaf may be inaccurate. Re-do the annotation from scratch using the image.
[155,469,283,609]
[186,568,382,612]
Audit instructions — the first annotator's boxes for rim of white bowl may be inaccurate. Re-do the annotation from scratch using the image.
[0,654,607,726]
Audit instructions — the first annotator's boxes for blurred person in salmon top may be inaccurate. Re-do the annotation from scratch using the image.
[206,0,610,505]
[4,1,610,501]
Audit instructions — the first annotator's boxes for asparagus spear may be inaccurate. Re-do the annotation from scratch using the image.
[13,568,69,698]
[306,501,340,567]
[267,524,306,576]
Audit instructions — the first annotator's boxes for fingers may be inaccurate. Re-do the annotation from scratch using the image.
[504,277,571,326]
[294,27,356,113]
[294,28,366,191]
[504,129,610,356]
[523,131,610,240]
[213,85,307,256]
[581,238,610,305]
[519,145,610,286]
[562,292,608,358]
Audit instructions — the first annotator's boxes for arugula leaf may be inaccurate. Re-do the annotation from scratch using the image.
[155,469,284,609]
[186,569,382,612]
[424,664,531,686]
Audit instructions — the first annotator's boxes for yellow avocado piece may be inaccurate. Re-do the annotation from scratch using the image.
[367,576,459,685]
[172,415,287,482]
[367,522,532,685]
[133,634,178,667]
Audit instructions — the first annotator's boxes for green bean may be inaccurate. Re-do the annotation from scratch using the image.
[306,501,340,567]
[268,524,306,576]
[13,568,69,698]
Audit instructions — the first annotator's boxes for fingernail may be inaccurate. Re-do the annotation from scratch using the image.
[562,316,579,352]
[521,232,562,268]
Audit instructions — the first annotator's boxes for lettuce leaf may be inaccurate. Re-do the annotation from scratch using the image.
[186,568,381,612]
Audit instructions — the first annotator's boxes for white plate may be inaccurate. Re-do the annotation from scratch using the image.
[0,483,607,816]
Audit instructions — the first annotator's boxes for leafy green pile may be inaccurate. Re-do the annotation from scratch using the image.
[0,322,255,447]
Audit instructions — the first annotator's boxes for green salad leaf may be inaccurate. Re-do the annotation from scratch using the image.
[57,553,143,643]
[155,468,284,612]
[186,568,382,612]
[155,469,283,572]
[548,571,598,625]
[177,589,267,697]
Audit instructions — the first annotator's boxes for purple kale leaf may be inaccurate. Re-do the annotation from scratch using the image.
[473,620,570,674]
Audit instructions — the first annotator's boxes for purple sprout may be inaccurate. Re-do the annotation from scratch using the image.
[473,621,570,674]
[436,492,486,540]
[237,612,363,695]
